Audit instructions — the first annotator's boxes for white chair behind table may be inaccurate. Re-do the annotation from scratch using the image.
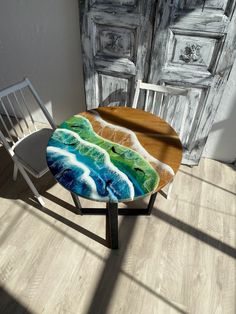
[132,80,190,199]
[0,78,81,210]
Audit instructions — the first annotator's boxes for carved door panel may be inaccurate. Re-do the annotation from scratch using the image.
[148,0,236,165]
[80,0,236,165]
[80,0,154,109]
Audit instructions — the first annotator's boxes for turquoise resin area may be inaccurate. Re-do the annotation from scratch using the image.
[46,115,159,202]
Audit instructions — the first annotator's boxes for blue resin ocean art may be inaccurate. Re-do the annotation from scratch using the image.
[46,110,170,202]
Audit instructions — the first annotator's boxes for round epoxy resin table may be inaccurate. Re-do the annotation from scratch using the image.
[46,107,182,248]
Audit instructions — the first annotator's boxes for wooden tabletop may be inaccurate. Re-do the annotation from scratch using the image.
[46,107,182,203]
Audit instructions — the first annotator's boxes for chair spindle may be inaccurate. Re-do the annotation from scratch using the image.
[144,90,149,111]
[0,112,15,143]
[0,98,20,139]
[151,91,157,114]
[6,95,25,136]
[12,92,30,133]
[19,89,37,131]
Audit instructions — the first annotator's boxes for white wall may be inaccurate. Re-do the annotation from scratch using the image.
[203,60,236,163]
[0,0,85,125]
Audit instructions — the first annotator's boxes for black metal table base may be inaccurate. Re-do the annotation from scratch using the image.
[75,192,157,249]
[71,192,82,215]
[106,203,119,249]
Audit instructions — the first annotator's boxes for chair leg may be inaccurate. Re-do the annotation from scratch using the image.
[147,192,158,215]
[166,180,173,200]
[36,195,45,207]
[160,179,174,200]
[13,163,18,181]
[17,164,45,207]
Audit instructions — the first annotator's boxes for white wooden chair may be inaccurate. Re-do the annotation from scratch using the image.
[0,78,81,210]
[132,80,190,199]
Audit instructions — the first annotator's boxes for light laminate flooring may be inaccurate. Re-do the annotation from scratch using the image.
[0,146,235,314]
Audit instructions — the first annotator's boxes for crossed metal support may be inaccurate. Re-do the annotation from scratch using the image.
[73,192,158,249]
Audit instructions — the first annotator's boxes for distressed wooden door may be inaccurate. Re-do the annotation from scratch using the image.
[80,0,236,165]
[148,0,236,164]
[80,0,155,109]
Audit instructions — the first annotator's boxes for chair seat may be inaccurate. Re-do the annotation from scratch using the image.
[14,128,53,178]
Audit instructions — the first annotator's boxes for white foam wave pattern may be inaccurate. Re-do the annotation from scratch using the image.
[48,128,135,199]
[47,146,107,200]
[89,110,175,176]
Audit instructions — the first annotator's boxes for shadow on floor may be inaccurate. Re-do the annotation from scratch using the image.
[130,198,236,259]
[1,198,188,314]
[85,211,188,314]
[0,286,32,314]
[86,215,138,313]
[0,145,56,201]
[1,163,235,257]
[223,161,236,172]
[1,148,235,313]
[151,206,236,259]
[25,197,108,247]
[180,169,236,196]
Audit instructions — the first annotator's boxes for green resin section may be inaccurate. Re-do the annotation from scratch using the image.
[57,115,159,195]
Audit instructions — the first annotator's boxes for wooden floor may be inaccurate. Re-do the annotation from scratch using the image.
[0,146,235,313]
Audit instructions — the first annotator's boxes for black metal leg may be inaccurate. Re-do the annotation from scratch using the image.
[106,202,118,249]
[69,193,156,249]
[71,192,83,215]
[147,192,157,215]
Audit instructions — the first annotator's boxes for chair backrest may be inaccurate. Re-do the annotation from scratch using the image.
[132,80,190,138]
[0,78,56,145]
